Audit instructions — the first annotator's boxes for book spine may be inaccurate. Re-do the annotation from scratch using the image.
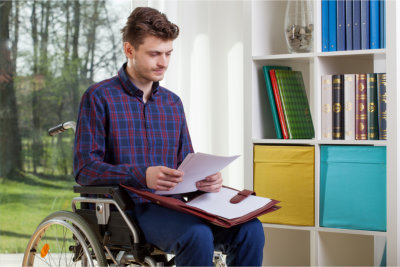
[377,73,387,140]
[269,70,289,139]
[356,74,368,140]
[345,0,353,50]
[329,0,337,51]
[370,0,380,49]
[380,0,386,48]
[353,0,361,50]
[332,74,345,140]
[322,0,330,52]
[337,0,346,51]
[344,74,356,140]
[321,75,333,139]
[361,0,370,50]
[263,66,283,139]
[367,73,379,140]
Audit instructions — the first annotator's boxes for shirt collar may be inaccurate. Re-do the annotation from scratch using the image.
[118,63,160,98]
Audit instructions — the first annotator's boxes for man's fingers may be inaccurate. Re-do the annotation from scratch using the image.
[156,179,179,190]
[160,166,184,177]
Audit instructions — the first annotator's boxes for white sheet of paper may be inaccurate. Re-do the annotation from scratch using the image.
[155,153,240,195]
[186,187,272,219]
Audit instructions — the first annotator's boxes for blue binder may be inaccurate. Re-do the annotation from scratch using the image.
[361,0,370,49]
[352,0,361,50]
[370,0,380,49]
[322,0,330,52]
[320,146,387,231]
[345,0,353,50]
[380,0,386,48]
[329,0,337,51]
[337,0,346,51]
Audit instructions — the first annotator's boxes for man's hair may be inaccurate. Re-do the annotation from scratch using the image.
[121,7,179,49]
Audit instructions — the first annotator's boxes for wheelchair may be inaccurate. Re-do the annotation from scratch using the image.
[22,121,226,267]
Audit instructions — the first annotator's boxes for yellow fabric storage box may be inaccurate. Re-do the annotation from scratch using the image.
[254,145,315,226]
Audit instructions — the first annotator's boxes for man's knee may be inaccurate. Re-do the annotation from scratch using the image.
[173,223,215,266]
[239,219,265,247]
[176,223,214,253]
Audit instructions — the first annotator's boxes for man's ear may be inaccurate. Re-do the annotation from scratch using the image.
[123,42,135,59]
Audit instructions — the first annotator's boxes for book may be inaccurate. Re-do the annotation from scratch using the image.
[329,0,338,51]
[361,0,370,49]
[345,0,353,50]
[353,0,361,50]
[356,74,368,140]
[332,74,345,140]
[344,74,356,140]
[380,0,386,48]
[367,73,379,140]
[269,70,289,139]
[272,70,314,139]
[321,75,333,139]
[370,0,380,49]
[322,0,330,52]
[262,65,292,139]
[377,73,387,140]
[337,0,346,51]
[123,184,280,228]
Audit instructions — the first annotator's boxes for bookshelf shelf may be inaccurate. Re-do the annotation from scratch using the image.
[252,53,314,61]
[253,139,387,146]
[253,139,316,145]
[317,48,386,57]
[244,0,397,266]
[262,223,387,237]
[317,227,387,237]
[253,49,386,61]
[262,223,315,232]
[317,140,388,146]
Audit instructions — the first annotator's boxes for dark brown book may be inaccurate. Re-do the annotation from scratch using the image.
[332,74,344,140]
[356,74,368,140]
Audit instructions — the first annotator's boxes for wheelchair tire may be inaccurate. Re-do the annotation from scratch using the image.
[23,210,107,267]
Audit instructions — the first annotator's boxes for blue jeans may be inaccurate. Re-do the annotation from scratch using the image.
[132,203,265,266]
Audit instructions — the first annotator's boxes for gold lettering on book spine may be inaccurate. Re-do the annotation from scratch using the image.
[333,103,341,113]
[368,102,376,112]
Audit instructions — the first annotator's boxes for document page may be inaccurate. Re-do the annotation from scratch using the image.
[186,187,272,219]
[155,153,239,195]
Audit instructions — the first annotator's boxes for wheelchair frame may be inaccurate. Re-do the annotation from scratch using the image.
[22,122,226,267]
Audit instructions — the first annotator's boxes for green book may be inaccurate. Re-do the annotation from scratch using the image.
[262,66,292,139]
[367,73,379,140]
[274,70,315,139]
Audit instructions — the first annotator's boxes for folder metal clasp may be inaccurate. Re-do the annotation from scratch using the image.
[230,189,255,204]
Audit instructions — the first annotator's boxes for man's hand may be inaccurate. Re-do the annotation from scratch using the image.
[146,166,184,191]
[196,172,223,192]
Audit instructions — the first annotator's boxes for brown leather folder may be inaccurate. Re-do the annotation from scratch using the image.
[121,184,280,228]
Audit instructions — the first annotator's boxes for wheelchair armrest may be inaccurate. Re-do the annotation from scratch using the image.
[73,185,134,211]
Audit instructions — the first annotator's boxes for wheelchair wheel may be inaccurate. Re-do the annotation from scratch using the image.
[23,210,107,267]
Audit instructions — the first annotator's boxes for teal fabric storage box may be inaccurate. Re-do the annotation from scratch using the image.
[320,145,386,231]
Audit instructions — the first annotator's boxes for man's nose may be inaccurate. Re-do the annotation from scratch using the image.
[157,55,168,67]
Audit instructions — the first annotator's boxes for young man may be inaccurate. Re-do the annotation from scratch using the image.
[74,7,264,266]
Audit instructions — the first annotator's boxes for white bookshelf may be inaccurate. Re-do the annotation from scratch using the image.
[243,0,399,266]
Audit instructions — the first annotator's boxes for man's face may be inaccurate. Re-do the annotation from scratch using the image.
[126,35,173,83]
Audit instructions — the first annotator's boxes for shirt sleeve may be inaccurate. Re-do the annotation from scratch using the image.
[177,99,194,166]
[73,89,151,191]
